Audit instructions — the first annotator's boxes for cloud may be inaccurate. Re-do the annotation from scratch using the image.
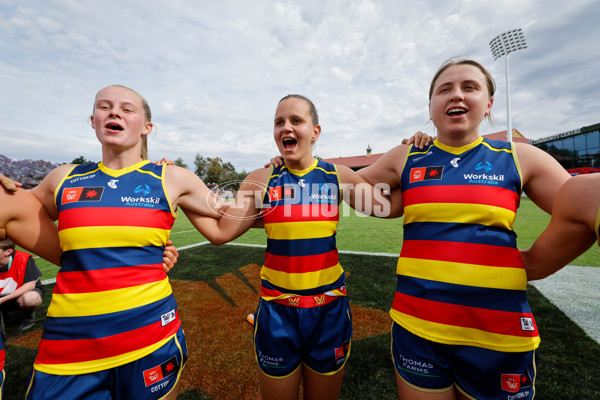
[0,0,598,172]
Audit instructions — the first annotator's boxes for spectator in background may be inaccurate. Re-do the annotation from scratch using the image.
[0,238,45,336]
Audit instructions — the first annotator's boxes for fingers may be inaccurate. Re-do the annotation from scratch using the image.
[404,131,434,150]
[0,173,21,192]
[264,156,284,168]
[162,239,179,273]
[155,157,175,166]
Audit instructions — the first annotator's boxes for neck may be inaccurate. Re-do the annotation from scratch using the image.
[101,147,144,170]
[435,130,481,148]
[284,156,315,171]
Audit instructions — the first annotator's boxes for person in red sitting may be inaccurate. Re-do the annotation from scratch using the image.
[0,238,45,335]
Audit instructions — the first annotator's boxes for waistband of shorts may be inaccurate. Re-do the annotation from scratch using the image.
[261,286,347,308]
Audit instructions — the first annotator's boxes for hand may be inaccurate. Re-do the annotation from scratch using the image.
[402,131,435,150]
[0,173,21,192]
[163,239,179,273]
[155,158,174,166]
[264,156,284,168]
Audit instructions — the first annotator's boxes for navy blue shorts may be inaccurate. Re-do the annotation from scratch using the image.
[254,297,352,377]
[391,322,537,399]
[26,326,187,400]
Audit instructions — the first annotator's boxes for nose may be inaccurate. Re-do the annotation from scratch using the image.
[109,106,122,118]
[449,87,464,101]
[281,119,293,131]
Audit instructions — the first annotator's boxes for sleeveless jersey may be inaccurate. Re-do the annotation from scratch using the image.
[34,161,179,375]
[260,159,346,300]
[392,137,540,352]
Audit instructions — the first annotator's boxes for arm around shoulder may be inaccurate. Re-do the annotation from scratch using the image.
[184,167,270,245]
[357,143,408,189]
[1,188,62,266]
[338,165,403,218]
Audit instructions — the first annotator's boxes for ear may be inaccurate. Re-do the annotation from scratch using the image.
[6,248,14,257]
[485,97,494,116]
[311,124,321,143]
[141,122,154,137]
[90,115,96,129]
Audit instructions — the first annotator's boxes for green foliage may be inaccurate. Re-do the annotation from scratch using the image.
[193,154,248,190]
[173,157,188,169]
[71,155,94,164]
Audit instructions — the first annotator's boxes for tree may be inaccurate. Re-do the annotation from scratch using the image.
[192,153,248,191]
[173,157,188,169]
[71,155,94,164]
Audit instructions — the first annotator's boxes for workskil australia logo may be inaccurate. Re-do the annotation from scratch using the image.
[463,161,504,185]
[122,184,160,207]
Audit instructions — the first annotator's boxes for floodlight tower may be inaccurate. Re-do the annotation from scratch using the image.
[489,28,527,142]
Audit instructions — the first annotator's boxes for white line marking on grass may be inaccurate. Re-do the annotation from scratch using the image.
[170,229,199,235]
[177,241,211,250]
[222,242,399,257]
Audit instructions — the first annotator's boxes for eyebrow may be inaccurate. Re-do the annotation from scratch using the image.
[95,100,138,108]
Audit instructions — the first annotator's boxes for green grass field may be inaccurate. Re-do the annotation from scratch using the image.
[7,197,600,399]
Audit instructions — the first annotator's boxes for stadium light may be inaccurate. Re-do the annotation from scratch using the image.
[489,28,527,142]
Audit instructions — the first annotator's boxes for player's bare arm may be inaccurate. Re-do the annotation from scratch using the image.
[516,143,572,214]
[522,174,599,280]
[184,167,270,245]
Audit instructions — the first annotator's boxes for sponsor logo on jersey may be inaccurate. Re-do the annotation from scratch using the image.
[501,371,532,393]
[268,186,282,201]
[161,309,176,326]
[409,166,444,183]
[475,160,493,172]
[463,160,505,184]
[121,184,160,207]
[68,173,96,184]
[61,187,104,204]
[520,317,535,331]
[311,182,337,201]
[135,184,151,196]
[450,157,461,168]
[283,185,296,199]
[411,150,433,163]
[108,179,119,189]
[268,185,296,202]
[142,355,178,387]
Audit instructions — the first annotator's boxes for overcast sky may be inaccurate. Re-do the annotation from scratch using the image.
[1,0,598,172]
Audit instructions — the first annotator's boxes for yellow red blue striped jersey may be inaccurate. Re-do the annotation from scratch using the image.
[34,160,179,375]
[260,159,345,300]
[392,137,539,352]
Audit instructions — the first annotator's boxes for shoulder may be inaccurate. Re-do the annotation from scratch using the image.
[514,142,570,179]
[513,142,557,163]
[246,166,271,184]
[335,164,360,184]
[31,163,75,198]
[164,164,194,180]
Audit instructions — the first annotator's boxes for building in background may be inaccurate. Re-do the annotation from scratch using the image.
[530,123,600,174]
